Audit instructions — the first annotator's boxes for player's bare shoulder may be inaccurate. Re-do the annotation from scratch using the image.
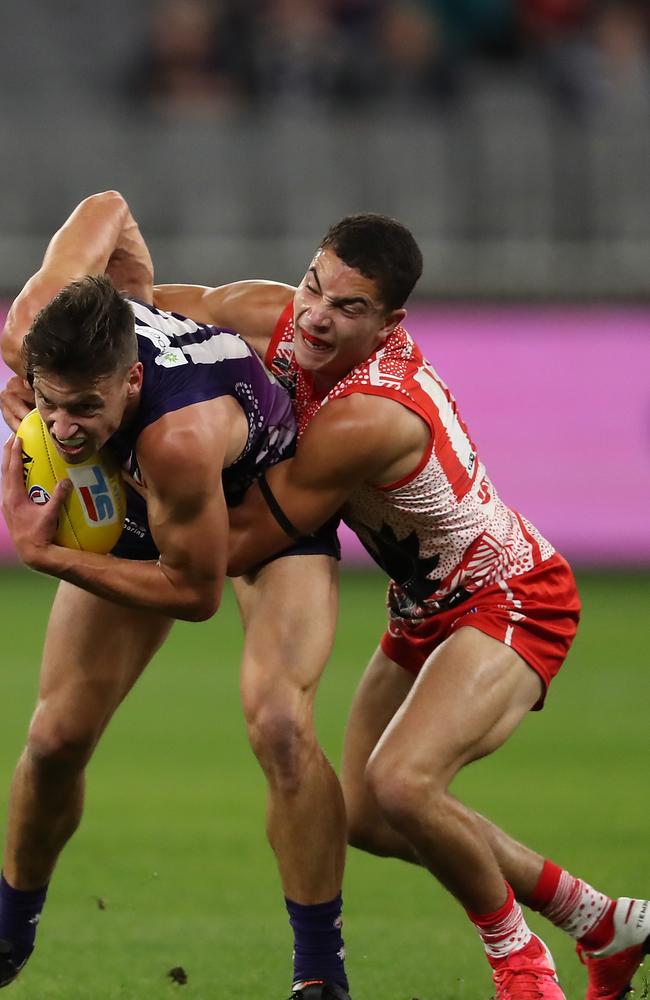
[309,391,431,489]
[135,396,247,496]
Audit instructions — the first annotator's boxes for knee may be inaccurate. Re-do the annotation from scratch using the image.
[244,696,315,793]
[365,746,445,834]
[26,704,98,773]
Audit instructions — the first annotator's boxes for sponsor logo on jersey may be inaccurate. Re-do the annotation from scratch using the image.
[68,466,118,526]
[477,477,491,505]
[155,347,188,368]
[28,485,51,505]
[123,517,147,539]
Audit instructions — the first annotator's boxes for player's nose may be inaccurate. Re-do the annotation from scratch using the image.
[306,303,332,328]
[50,414,81,441]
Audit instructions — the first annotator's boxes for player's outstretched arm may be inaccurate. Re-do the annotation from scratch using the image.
[1,401,232,621]
[227,393,428,575]
[1,191,153,377]
[153,280,295,357]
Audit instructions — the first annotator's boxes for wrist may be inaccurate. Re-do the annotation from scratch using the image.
[23,540,62,575]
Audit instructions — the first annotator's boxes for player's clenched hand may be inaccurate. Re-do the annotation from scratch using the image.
[106,249,153,299]
[1,434,71,567]
[0,375,35,431]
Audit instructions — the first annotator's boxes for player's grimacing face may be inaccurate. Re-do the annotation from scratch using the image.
[33,363,142,464]
[293,248,404,385]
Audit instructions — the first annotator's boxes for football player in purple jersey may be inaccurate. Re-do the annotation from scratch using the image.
[0,192,348,1000]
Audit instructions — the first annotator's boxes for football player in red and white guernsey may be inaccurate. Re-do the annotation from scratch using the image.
[150,214,650,1000]
[4,209,647,1000]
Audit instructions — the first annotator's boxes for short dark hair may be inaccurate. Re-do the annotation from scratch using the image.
[23,274,137,384]
[319,213,423,311]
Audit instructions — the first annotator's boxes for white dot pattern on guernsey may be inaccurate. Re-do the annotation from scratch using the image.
[270,317,554,612]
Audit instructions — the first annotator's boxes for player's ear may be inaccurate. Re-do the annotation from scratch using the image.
[379,308,406,342]
[127,361,143,396]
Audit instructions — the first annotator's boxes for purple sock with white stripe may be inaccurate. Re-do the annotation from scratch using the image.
[286,894,348,991]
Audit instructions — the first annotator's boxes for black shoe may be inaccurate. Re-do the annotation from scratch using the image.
[0,939,31,988]
[289,982,351,1000]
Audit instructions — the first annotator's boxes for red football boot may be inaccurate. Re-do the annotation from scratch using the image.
[577,897,650,1000]
[489,935,566,999]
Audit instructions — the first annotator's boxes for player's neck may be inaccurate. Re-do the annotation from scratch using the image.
[311,372,340,397]
[119,391,142,429]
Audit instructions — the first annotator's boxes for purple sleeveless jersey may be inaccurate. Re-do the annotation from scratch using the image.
[109,299,296,506]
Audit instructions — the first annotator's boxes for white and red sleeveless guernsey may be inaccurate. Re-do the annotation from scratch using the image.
[266,304,580,696]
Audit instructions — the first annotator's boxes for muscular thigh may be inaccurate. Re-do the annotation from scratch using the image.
[34,581,173,743]
[235,555,338,712]
[376,627,543,781]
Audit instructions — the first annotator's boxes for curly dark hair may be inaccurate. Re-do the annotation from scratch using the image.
[320,213,423,311]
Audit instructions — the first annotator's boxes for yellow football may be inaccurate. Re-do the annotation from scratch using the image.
[17,409,126,553]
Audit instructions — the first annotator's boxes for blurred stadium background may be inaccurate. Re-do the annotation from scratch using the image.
[0,1,648,997]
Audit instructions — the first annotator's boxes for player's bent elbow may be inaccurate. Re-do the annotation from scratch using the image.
[226,553,250,578]
[84,190,128,214]
[182,602,219,623]
[179,587,222,622]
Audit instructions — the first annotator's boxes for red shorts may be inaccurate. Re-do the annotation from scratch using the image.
[380,553,581,709]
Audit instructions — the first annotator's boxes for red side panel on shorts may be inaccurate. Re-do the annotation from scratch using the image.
[380,554,581,710]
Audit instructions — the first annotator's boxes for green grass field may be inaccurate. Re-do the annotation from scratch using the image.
[0,567,648,999]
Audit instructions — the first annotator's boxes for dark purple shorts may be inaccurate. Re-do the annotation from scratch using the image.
[111,483,340,563]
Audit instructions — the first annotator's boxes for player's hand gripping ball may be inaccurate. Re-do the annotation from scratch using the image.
[17,409,126,553]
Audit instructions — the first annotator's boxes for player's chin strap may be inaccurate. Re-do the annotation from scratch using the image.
[257,472,307,542]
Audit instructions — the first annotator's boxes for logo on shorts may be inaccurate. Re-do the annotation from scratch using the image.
[28,485,51,505]
[123,517,147,539]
